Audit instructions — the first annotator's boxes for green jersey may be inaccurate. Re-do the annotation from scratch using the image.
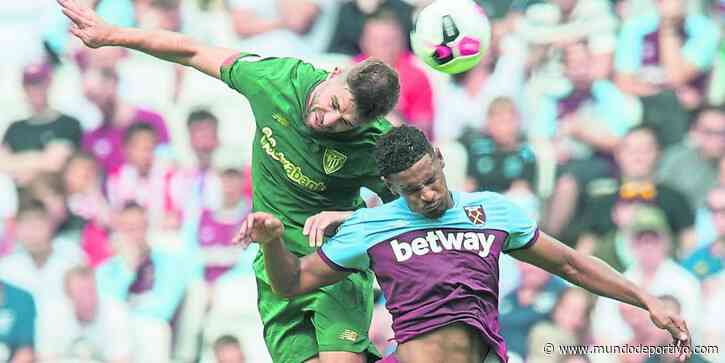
[220,53,394,258]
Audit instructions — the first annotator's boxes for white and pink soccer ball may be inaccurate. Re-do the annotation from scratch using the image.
[410,0,492,74]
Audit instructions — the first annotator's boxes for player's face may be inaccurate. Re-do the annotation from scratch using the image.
[387,151,453,219]
[305,70,358,134]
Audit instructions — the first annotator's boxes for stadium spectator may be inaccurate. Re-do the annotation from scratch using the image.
[0,280,36,363]
[81,66,170,174]
[175,158,260,363]
[228,0,336,60]
[356,10,434,139]
[693,158,725,250]
[499,261,567,360]
[0,198,84,309]
[460,97,537,195]
[642,295,711,363]
[614,0,720,146]
[63,152,111,228]
[591,205,701,347]
[1,62,80,183]
[516,0,618,78]
[0,174,18,256]
[657,106,725,209]
[328,0,413,56]
[527,287,595,363]
[170,109,224,219]
[36,265,132,363]
[682,187,725,281]
[95,202,192,363]
[577,127,694,256]
[106,123,178,229]
[539,41,637,241]
[213,335,246,363]
[701,272,725,363]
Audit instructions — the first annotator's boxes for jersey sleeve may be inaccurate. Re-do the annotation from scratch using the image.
[498,194,540,252]
[219,53,316,100]
[318,210,371,272]
[682,16,720,70]
[614,18,650,73]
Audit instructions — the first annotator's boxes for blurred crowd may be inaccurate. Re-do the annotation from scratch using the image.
[0,0,724,362]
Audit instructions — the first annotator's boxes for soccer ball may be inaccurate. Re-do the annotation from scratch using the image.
[411,0,491,74]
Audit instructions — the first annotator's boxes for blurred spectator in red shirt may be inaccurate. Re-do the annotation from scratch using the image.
[81,66,170,174]
[355,10,434,139]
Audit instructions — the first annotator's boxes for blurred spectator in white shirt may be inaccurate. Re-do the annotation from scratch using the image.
[228,0,337,61]
[37,265,132,363]
[0,198,84,310]
[213,335,246,363]
[591,206,701,347]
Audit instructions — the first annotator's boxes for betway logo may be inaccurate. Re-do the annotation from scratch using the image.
[390,230,496,262]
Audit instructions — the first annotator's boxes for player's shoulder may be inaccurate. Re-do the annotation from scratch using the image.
[459,190,510,207]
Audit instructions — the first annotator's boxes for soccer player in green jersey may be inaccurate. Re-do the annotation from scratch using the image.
[58,1,400,362]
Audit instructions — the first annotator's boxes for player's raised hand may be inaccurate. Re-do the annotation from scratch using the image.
[57,0,114,48]
[303,211,353,248]
[648,299,693,362]
[233,212,285,247]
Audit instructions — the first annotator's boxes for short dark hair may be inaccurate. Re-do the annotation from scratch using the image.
[347,58,400,122]
[120,201,145,213]
[374,125,434,177]
[186,108,218,128]
[213,335,241,351]
[17,197,48,218]
[123,122,157,145]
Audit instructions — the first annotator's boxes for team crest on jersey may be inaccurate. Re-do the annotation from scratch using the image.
[464,205,486,224]
[323,148,347,174]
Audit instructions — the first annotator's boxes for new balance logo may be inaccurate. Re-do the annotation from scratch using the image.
[390,230,496,262]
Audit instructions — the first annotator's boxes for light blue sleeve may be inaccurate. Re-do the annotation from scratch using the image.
[530,97,558,139]
[682,16,721,70]
[592,81,636,136]
[95,257,136,301]
[319,210,371,272]
[614,18,651,73]
[498,195,540,252]
[134,252,191,321]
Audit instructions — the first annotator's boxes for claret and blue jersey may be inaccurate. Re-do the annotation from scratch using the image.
[318,191,539,363]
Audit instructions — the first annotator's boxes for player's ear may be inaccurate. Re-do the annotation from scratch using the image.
[435,148,445,169]
[382,176,398,195]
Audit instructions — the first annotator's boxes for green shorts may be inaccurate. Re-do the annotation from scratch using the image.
[255,260,381,363]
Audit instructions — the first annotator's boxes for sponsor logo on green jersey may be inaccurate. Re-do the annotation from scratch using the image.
[260,127,326,192]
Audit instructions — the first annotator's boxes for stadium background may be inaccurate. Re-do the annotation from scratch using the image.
[0,0,724,362]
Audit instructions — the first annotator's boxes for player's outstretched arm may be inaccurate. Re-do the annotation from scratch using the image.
[509,232,693,362]
[57,0,237,79]
[234,212,350,297]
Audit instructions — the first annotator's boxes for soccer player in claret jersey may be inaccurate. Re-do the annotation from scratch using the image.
[58,1,400,362]
[237,126,694,363]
